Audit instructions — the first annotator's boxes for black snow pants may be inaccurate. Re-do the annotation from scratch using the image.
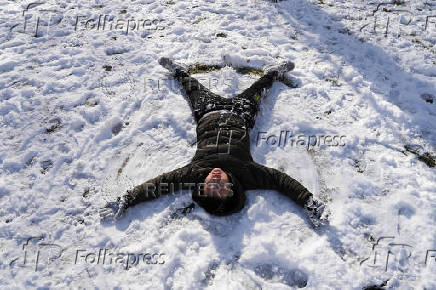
[174,70,277,129]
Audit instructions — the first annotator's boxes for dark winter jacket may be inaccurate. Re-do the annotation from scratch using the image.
[123,110,312,216]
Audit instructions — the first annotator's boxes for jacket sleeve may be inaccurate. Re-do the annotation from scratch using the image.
[248,162,312,207]
[122,164,194,208]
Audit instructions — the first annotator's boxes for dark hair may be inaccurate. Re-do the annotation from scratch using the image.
[192,173,245,216]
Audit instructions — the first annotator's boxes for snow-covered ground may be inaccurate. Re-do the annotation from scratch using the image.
[1,0,435,288]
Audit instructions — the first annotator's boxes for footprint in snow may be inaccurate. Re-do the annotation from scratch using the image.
[202,260,220,286]
[254,263,308,288]
[40,160,53,174]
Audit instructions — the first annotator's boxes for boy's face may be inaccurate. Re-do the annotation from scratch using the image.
[204,168,231,199]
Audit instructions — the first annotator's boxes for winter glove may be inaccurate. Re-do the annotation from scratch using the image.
[303,196,329,228]
[170,202,196,219]
[264,61,295,80]
[177,202,195,215]
[159,57,188,75]
[99,195,128,221]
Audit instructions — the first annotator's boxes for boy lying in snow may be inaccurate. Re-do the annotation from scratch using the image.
[100,58,329,228]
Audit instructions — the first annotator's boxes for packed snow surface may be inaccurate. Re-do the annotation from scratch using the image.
[0,0,435,289]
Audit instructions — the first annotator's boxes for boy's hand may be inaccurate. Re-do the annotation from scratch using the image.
[304,197,330,228]
[99,196,127,221]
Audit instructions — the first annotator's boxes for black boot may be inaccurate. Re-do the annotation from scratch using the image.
[159,57,188,75]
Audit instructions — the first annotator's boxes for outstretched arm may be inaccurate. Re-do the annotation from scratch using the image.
[100,165,193,221]
[248,162,312,206]
[248,162,328,227]
[123,165,193,208]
